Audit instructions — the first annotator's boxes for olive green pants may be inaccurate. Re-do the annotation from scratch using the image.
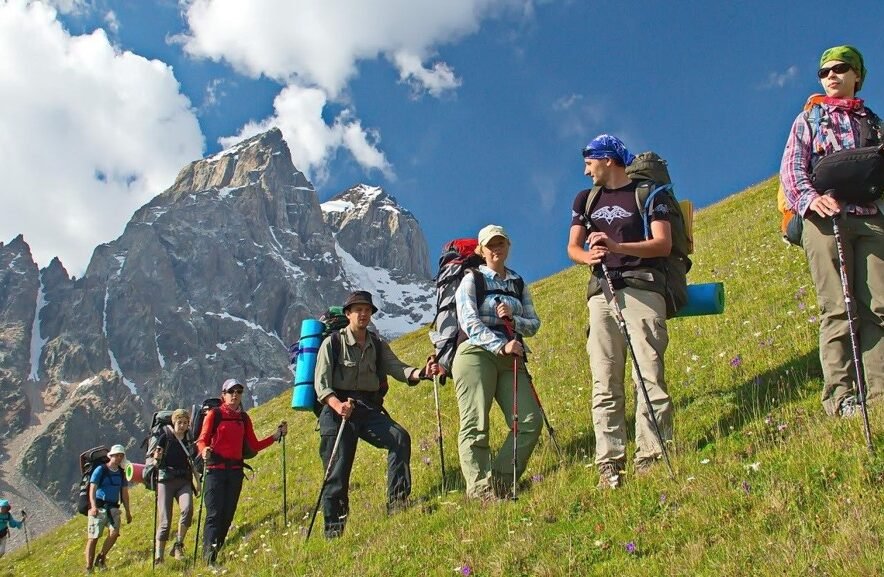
[587,287,672,465]
[802,213,884,415]
[452,343,541,498]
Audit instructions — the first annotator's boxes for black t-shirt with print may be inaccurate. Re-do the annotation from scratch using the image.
[570,181,670,271]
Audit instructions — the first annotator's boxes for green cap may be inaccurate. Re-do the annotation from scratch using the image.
[819,45,865,91]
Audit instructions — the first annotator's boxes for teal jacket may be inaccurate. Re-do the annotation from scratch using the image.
[0,512,23,531]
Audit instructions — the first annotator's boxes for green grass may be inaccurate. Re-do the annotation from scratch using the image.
[6,177,884,577]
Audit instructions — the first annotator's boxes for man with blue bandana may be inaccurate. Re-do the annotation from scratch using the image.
[567,134,674,489]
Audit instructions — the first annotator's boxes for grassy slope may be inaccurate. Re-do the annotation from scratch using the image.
[6,177,883,577]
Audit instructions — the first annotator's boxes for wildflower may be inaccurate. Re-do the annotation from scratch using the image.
[531,473,544,483]
[729,355,743,368]
[422,456,432,466]
[777,423,787,432]
[625,541,636,554]
[741,480,751,496]
[700,458,711,465]
[745,462,761,472]
[659,493,667,504]
[458,565,472,576]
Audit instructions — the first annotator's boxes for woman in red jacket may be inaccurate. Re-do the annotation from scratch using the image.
[197,378,287,565]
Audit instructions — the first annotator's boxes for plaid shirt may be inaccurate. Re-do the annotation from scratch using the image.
[455,265,540,354]
[780,101,878,217]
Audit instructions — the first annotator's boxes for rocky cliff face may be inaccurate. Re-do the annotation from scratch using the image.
[0,128,433,540]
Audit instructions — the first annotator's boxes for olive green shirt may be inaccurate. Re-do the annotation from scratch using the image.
[314,327,419,403]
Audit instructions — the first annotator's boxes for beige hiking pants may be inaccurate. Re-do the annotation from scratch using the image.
[587,287,672,465]
[802,212,884,415]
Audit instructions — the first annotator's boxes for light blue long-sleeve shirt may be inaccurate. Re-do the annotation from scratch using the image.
[455,265,540,354]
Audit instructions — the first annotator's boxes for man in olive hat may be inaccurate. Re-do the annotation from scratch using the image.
[780,45,883,417]
[313,290,440,538]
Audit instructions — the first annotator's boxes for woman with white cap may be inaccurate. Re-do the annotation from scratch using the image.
[452,224,542,500]
[84,444,131,572]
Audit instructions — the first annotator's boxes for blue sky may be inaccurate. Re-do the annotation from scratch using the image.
[2,0,883,281]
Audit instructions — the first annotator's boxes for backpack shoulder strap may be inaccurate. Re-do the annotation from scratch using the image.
[808,103,824,135]
[583,185,603,221]
[330,330,343,369]
[471,268,487,307]
[634,181,674,239]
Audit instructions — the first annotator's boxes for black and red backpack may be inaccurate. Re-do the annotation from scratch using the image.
[428,238,523,381]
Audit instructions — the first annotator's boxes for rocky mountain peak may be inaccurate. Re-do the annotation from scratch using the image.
[0,128,435,536]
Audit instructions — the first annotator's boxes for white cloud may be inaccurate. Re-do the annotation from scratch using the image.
[40,0,87,14]
[760,65,798,89]
[392,51,462,98]
[181,0,531,179]
[217,84,392,183]
[0,0,204,273]
[180,0,530,97]
[103,9,119,34]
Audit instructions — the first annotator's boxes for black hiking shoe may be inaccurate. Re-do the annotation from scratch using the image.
[597,462,623,489]
[94,554,106,570]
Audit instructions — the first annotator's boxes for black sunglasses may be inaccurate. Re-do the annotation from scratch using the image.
[817,62,852,79]
[225,388,244,395]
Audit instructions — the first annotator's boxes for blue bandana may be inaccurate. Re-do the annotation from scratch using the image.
[582,134,635,166]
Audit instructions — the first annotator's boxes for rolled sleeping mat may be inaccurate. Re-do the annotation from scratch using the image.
[125,462,145,483]
[292,319,325,411]
[675,282,725,318]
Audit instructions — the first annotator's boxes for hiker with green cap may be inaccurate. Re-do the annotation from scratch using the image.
[0,499,24,558]
[780,45,884,418]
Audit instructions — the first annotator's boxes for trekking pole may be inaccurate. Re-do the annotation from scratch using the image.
[281,430,288,526]
[306,406,350,541]
[152,470,159,570]
[498,312,565,462]
[192,456,207,563]
[511,352,519,500]
[600,263,675,477]
[431,371,447,494]
[829,200,874,453]
[21,509,30,555]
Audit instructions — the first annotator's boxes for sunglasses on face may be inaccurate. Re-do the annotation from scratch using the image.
[817,62,852,79]
[225,388,244,395]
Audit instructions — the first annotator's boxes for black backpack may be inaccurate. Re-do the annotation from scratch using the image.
[189,399,257,478]
[76,446,109,515]
[428,239,524,381]
[140,411,196,491]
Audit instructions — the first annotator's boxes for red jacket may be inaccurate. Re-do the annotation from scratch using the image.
[197,403,274,468]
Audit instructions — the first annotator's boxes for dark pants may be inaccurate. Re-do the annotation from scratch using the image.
[201,467,244,561]
[318,394,411,538]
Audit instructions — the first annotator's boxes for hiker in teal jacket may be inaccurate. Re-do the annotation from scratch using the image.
[0,499,24,558]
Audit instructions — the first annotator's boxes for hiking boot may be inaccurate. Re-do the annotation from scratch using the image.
[386,498,410,515]
[94,554,106,570]
[170,541,185,560]
[324,522,345,539]
[597,462,623,490]
[839,396,860,418]
[635,456,660,476]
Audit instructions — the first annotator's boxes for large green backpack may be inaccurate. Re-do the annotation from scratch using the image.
[584,151,694,318]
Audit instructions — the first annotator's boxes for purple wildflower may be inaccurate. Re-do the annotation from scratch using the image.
[659,493,667,504]
[625,541,636,555]
[460,565,472,576]
[741,480,750,496]
[531,473,544,483]
[729,355,743,368]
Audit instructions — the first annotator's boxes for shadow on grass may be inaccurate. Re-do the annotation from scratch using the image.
[691,350,821,450]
